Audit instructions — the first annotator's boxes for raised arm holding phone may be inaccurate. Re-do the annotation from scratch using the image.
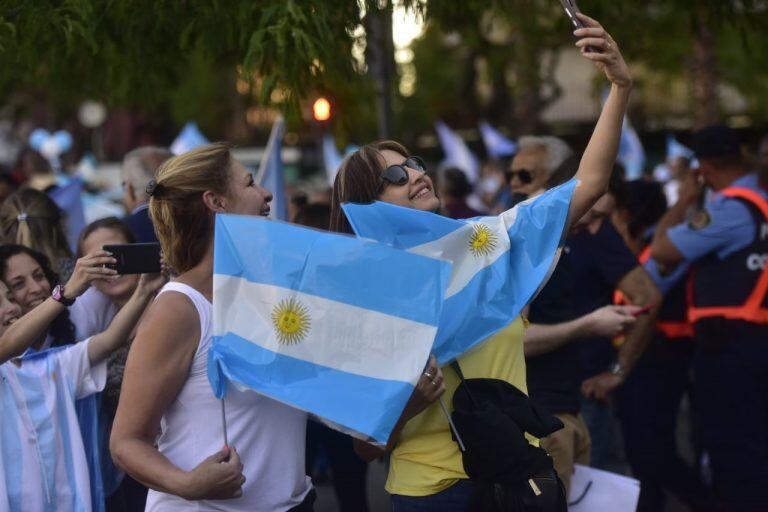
[327,11,632,511]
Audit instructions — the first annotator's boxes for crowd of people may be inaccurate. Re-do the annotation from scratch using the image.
[0,12,766,512]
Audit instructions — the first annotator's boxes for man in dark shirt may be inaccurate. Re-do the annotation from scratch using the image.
[524,152,660,486]
[566,196,661,470]
[526,248,639,492]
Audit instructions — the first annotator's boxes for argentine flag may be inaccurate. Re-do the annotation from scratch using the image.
[343,179,577,364]
[479,121,517,159]
[170,122,209,155]
[208,215,451,443]
[435,121,480,184]
[257,117,288,221]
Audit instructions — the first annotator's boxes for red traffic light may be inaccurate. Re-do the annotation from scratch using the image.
[313,97,331,122]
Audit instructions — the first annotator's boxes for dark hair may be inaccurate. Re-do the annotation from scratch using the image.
[330,140,410,234]
[13,146,53,178]
[441,167,473,199]
[614,180,667,240]
[293,203,332,231]
[0,244,75,347]
[77,217,136,257]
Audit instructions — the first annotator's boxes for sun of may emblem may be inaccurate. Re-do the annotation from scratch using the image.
[271,298,311,345]
[468,223,498,257]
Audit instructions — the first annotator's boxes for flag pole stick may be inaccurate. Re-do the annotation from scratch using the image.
[220,398,229,447]
[438,398,466,452]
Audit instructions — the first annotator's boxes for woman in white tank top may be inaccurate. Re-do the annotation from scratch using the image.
[110,143,314,511]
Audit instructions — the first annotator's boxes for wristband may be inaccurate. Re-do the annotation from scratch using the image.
[51,284,75,307]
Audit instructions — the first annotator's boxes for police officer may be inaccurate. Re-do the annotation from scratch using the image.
[651,125,768,512]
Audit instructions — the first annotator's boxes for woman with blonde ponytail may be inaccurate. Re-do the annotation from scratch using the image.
[110,143,316,511]
[0,188,75,280]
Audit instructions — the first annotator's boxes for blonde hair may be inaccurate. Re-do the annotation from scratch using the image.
[149,142,233,273]
[0,188,73,274]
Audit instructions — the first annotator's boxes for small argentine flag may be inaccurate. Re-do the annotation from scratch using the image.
[343,179,577,364]
[208,214,451,443]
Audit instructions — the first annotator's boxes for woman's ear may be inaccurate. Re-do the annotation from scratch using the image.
[202,190,227,213]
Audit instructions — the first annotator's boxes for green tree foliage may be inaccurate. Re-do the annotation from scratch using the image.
[0,1,362,114]
[1,0,766,139]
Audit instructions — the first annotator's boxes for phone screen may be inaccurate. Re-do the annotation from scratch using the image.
[103,243,162,275]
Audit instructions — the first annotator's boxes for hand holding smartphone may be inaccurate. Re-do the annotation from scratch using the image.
[559,0,599,53]
[103,243,162,275]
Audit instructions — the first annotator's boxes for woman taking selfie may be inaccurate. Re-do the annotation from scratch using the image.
[330,13,632,511]
[0,247,165,510]
[109,143,315,511]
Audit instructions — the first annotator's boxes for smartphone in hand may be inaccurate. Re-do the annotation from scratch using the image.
[559,0,599,52]
[560,0,585,28]
[103,243,162,275]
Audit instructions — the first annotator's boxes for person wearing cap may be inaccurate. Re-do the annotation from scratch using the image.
[651,124,768,512]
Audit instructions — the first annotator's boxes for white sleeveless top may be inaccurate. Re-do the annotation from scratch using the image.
[145,282,312,512]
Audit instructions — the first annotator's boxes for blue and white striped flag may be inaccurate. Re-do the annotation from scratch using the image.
[208,214,451,443]
[479,121,517,159]
[49,178,86,253]
[666,133,695,161]
[322,134,344,186]
[343,179,577,364]
[257,117,288,221]
[435,121,480,184]
[617,117,645,180]
[322,134,359,186]
[170,122,209,156]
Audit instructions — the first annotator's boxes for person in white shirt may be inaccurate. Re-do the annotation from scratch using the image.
[0,249,167,511]
[110,143,314,512]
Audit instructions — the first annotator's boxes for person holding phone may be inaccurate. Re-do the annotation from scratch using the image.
[109,143,315,511]
[329,12,633,510]
[0,246,166,511]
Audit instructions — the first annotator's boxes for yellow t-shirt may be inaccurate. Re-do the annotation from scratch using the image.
[385,316,533,497]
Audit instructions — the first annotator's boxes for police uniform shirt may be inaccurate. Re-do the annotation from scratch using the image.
[667,173,767,264]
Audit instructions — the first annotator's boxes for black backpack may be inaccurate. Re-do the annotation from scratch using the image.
[449,362,568,512]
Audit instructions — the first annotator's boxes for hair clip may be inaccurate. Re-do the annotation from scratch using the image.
[146,179,162,197]
[16,213,28,222]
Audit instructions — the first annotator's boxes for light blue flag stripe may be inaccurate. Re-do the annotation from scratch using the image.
[1,381,23,510]
[343,179,576,363]
[210,333,414,443]
[49,178,86,253]
[214,215,448,325]
[259,117,288,221]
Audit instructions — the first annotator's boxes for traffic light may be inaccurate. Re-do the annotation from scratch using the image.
[312,97,332,122]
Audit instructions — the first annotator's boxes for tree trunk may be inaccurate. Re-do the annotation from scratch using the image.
[690,6,721,129]
[365,6,395,139]
[486,58,513,126]
[514,40,544,134]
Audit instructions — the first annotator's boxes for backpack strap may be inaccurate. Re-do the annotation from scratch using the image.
[450,360,466,381]
[450,360,480,408]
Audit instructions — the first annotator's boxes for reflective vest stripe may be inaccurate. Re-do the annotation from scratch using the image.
[657,320,694,339]
[688,187,768,324]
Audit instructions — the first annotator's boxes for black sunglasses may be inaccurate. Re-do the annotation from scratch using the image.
[379,156,427,190]
[504,169,534,185]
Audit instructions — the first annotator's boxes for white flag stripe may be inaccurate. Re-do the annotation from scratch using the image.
[213,275,436,383]
[410,216,511,298]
